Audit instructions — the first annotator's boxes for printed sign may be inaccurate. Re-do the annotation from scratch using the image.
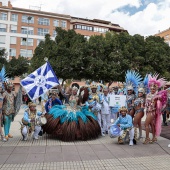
[109,95,126,113]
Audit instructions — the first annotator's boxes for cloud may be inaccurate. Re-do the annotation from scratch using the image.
[2,0,170,36]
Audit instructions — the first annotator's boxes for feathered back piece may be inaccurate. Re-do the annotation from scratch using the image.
[0,66,8,82]
[137,74,149,95]
[148,74,167,90]
[0,66,8,89]
[125,70,142,94]
[143,74,149,93]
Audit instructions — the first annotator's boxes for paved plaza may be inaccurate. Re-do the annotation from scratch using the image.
[0,105,170,170]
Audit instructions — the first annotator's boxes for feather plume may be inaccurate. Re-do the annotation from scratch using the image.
[0,66,8,82]
[125,70,142,94]
[148,74,167,89]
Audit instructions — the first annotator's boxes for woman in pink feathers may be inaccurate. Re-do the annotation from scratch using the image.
[143,74,167,144]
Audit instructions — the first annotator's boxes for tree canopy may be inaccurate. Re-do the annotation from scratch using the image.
[0,49,29,78]
[30,28,170,81]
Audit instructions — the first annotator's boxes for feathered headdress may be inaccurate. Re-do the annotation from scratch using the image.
[137,74,149,94]
[125,70,142,94]
[119,106,128,112]
[148,74,167,90]
[0,66,8,88]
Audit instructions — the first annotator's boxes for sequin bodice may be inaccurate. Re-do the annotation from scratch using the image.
[134,97,144,107]
[126,94,135,108]
[145,93,156,112]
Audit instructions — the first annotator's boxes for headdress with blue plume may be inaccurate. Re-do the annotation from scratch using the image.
[143,74,149,94]
[0,66,8,89]
[125,70,142,94]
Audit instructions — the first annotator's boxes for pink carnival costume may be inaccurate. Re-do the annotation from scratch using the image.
[143,74,167,144]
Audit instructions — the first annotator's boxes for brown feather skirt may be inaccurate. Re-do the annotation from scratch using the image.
[42,113,101,141]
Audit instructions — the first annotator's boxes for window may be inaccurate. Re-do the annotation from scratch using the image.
[11,14,18,22]
[9,48,16,57]
[53,30,57,37]
[0,12,7,20]
[37,39,44,46]
[20,49,33,57]
[11,25,17,33]
[10,37,16,44]
[21,26,34,35]
[75,25,81,29]
[53,20,59,27]
[61,21,67,28]
[94,27,98,32]
[0,35,6,44]
[74,24,93,31]
[21,38,33,46]
[0,24,7,32]
[22,15,34,23]
[82,25,87,30]
[87,26,93,31]
[38,28,49,36]
[38,18,50,25]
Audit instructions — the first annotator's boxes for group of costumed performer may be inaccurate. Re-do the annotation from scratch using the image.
[109,70,167,146]
[42,84,101,141]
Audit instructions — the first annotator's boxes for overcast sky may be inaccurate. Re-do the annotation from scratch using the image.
[2,0,170,36]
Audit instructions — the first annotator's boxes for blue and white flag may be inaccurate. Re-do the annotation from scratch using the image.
[20,62,59,100]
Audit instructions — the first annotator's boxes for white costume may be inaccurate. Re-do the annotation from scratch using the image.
[100,93,111,133]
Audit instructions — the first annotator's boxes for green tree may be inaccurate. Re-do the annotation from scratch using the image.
[52,28,87,81]
[143,36,170,80]
[6,56,29,77]
[0,49,8,69]
[30,34,57,73]
[30,28,170,82]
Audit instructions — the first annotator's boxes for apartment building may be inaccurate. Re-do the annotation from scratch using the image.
[155,28,170,46]
[0,1,127,60]
[0,1,127,90]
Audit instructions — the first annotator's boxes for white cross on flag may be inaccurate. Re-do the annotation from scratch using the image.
[20,62,59,100]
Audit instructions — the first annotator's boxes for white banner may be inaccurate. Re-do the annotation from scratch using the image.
[109,95,126,107]
[109,95,126,113]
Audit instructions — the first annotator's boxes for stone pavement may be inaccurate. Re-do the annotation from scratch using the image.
[0,105,170,170]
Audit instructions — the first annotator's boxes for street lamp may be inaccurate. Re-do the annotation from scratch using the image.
[26,16,32,58]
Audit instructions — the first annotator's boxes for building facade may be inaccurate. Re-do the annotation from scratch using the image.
[0,1,127,90]
[155,28,170,46]
[0,1,126,60]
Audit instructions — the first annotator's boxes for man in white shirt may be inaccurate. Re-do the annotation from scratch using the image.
[100,87,111,135]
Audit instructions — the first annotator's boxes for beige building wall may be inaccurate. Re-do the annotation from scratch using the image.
[155,28,170,46]
[0,1,127,90]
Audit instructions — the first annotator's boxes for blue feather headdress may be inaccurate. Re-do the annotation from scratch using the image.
[0,66,8,89]
[125,70,142,94]
[137,74,149,95]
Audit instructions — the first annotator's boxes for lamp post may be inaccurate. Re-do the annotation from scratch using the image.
[26,16,32,58]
